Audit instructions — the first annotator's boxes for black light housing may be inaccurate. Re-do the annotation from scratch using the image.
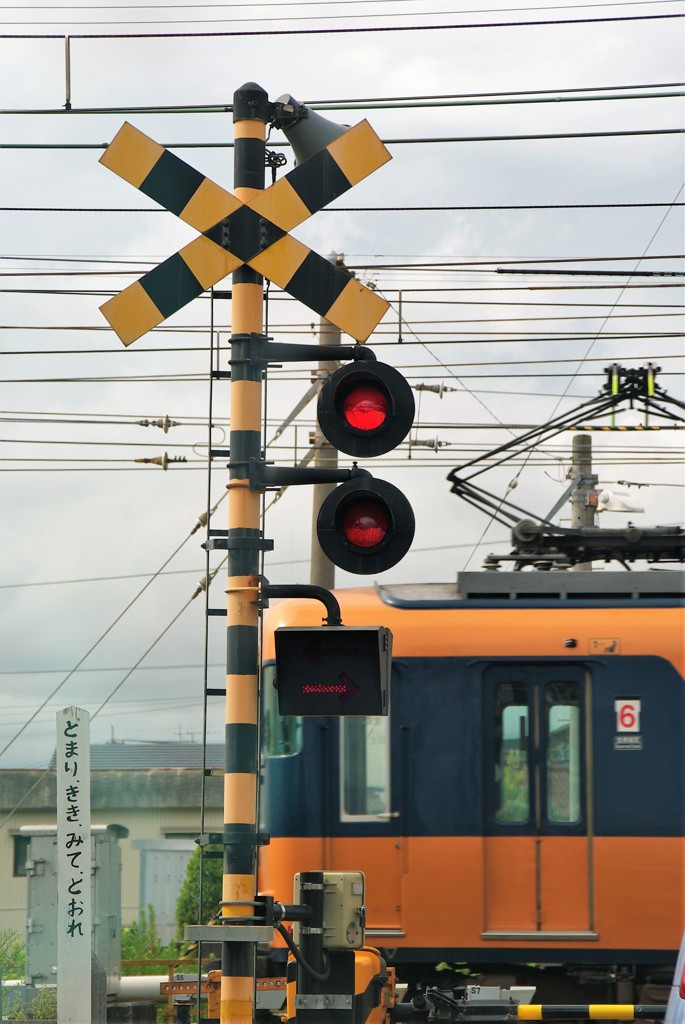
[316,476,415,574]
[317,361,415,458]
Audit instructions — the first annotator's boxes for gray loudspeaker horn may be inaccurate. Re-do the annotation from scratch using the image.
[275,94,349,165]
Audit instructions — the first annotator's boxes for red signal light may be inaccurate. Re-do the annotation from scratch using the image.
[317,477,414,574]
[342,500,389,548]
[317,361,414,458]
[342,384,389,432]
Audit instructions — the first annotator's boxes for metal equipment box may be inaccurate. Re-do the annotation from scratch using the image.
[23,823,127,994]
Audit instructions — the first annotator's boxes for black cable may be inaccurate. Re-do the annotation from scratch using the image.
[274,922,330,984]
[3,202,683,213]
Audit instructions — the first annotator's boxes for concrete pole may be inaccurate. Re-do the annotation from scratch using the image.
[570,433,598,571]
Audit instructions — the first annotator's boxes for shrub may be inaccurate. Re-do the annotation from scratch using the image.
[176,847,223,940]
[120,905,178,976]
[4,986,57,1020]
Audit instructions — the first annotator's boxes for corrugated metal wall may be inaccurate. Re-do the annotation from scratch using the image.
[135,840,197,943]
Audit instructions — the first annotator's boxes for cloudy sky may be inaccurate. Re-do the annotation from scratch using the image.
[0,0,683,770]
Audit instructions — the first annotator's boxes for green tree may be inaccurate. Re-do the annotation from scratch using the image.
[120,905,177,976]
[0,928,25,980]
[176,848,223,939]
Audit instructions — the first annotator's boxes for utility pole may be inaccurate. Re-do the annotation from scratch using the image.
[570,433,598,571]
[309,253,343,590]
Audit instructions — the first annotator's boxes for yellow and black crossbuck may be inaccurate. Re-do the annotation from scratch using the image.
[99,121,392,346]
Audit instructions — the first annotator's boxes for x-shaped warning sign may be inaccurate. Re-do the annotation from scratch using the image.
[99,121,391,346]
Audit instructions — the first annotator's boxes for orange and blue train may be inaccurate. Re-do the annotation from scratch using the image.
[259,569,684,1000]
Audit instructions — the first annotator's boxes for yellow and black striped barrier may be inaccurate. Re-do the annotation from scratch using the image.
[516,1006,665,1020]
[397,990,668,1024]
[99,119,390,345]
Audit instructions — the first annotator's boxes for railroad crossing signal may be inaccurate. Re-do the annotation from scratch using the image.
[99,120,391,345]
[314,360,416,573]
[274,626,391,716]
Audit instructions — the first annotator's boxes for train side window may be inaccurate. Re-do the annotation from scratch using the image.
[261,662,302,756]
[340,716,390,819]
[495,684,530,824]
[545,682,581,824]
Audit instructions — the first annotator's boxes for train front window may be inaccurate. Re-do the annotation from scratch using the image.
[545,682,581,824]
[340,716,390,819]
[495,684,530,824]
[261,661,302,756]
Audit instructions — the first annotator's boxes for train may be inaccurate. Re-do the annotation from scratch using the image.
[258,568,685,1002]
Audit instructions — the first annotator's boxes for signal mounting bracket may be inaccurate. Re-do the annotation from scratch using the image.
[261,582,342,626]
[230,332,376,370]
[248,458,371,492]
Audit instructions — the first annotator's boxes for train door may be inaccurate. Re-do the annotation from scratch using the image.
[333,714,403,933]
[482,663,596,938]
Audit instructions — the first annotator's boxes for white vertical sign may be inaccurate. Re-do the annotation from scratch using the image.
[57,707,91,1024]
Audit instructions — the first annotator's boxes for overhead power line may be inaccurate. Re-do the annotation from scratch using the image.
[346,253,685,268]
[1,10,682,37]
[4,0,681,9]
[2,202,684,214]
[3,84,683,117]
[3,128,684,150]
[1,251,680,267]
[3,315,684,352]
[3,0,683,14]
[497,268,684,277]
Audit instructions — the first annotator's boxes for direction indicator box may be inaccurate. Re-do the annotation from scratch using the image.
[274,626,391,716]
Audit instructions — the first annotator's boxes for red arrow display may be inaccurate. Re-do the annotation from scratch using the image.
[301,673,361,703]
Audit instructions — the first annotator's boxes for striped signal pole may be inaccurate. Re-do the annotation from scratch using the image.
[96,98,395,1023]
[221,81,269,1024]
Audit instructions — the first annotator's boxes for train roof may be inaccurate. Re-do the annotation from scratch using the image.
[261,572,684,667]
[378,569,685,607]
